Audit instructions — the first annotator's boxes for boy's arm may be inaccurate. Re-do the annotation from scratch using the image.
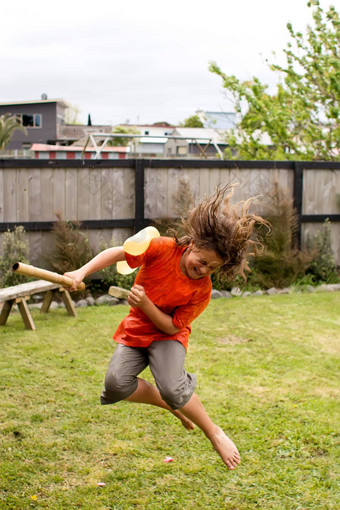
[128,285,181,336]
[64,247,126,291]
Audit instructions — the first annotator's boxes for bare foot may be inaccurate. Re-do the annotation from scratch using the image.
[172,410,195,430]
[210,426,240,470]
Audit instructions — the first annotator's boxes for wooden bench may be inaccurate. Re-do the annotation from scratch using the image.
[0,280,77,330]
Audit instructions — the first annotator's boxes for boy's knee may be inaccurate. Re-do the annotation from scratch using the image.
[159,376,196,410]
[100,372,138,405]
[160,390,188,410]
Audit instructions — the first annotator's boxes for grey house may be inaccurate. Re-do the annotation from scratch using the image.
[0,98,113,151]
[0,98,70,150]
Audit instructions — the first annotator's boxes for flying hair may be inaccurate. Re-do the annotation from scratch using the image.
[171,183,270,280]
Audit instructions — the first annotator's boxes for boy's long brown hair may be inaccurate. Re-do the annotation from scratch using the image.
[171,183,269,280]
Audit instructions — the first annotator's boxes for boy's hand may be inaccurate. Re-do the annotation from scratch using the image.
[128,285,149,308]
[63,269,85,292]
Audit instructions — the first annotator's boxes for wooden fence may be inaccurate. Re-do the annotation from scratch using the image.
[0,159,339,266]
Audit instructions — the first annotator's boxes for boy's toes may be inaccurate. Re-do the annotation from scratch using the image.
[211,426,241,470]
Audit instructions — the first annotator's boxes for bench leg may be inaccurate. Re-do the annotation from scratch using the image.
[16,297,36,330]
[40,290,55,314]
[0,300,14,326]
[59,288,77,317]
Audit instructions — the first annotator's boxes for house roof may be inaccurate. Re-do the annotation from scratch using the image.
[138,137,167,144]
[0,99,70,108]
[171,128,227,144]
[197,111,236,130]
[119,122,176,128]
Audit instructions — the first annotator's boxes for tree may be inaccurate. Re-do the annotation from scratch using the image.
[180,115,204,128]
[0,114,27,150]
[108,126,141,146]
[64,105,82,125]
[209,1,340,161]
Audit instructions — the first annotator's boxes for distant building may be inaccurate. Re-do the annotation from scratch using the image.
[196,110,236,130]
[31,143,128,160]
[165,128,228,158]
[0,98,69,150]
[0,97,111,150]
[117,122,176,157]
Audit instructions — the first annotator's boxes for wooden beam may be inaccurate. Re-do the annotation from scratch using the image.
[0,300,14,326]
[59,288,77,317]
[40,290,55,314]
[16,297,36,330]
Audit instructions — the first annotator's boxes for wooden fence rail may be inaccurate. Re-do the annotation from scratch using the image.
[0,159,339,266]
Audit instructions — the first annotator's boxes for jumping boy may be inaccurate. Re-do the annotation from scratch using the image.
[65,184,267,470]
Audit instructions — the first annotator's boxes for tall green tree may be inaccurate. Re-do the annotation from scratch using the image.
[209,0,339,160]
[0,114,27,150]
[180,115,204,128]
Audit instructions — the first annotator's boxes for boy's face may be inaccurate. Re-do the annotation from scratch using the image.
[181,243,224,280]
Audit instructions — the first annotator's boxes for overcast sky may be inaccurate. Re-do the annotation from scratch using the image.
[1,0,334,126]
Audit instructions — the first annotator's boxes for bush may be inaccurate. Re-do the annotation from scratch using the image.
[246,184,314,289]
[306,220,339,283]
[98,241,136,290]
[49,214,94,275]
[0,226,31,287]
[212,183,315,290]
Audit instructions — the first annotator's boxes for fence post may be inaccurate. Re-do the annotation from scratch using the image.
[293,162,303,248]
[134,159,146,232]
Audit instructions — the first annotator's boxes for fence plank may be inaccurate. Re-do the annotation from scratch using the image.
[28,169,41,221]
[17,168,29,222]
[77,167,90,221]
[53,168,65,221]
[3,168,17,222]
[0,169,4,222]
[303,168,340,215]
[41,168,54,220]
[65,168,78,220]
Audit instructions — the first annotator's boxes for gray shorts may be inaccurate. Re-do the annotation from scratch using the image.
[100,340,197,410]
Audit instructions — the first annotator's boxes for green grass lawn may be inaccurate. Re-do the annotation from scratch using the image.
[1,292,339,509]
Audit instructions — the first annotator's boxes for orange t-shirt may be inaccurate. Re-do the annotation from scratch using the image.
[113,237,212,350]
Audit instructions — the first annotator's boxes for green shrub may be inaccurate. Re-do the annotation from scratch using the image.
[0,226,31,287]
[248,250,313,289]
[49,214,94,275]
[306,220,339,283]
[246,184,314,289]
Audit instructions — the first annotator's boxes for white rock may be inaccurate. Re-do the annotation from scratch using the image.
[96,295,119,305]
[231,287,242,297]
[324,283,340,292]
[278,288,290,294]
[75,299,88,308]
[266,287,279,295]
[86,296,96,306]
[211,289,223,299]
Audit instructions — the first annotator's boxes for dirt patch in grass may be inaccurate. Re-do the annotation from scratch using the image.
[217,334,253,344]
